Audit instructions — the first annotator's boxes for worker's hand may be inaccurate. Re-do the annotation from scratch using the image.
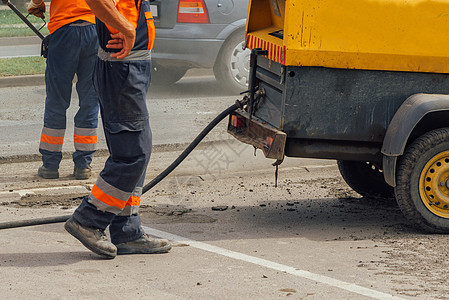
[28,0,46,19]
[107,31,136,59]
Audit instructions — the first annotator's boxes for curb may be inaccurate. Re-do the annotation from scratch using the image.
[0,74,45,88]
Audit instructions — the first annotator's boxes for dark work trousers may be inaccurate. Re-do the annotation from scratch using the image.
[40,23,99,170]
[73,58,152,244]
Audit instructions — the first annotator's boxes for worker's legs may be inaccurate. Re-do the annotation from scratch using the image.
[71,59,152,234]
[72,24,99,171]
[68,59,170,256]
[39,25,80,171]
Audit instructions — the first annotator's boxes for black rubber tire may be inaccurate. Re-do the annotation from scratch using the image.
[337,160,394,199]
[395,128,449,233]
[213,29,250,94]
[151,63,188,85]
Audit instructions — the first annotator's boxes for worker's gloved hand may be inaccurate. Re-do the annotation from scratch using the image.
[27,0,46,19]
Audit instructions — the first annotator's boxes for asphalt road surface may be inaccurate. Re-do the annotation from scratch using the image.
[1,74,449,299]
[0,71,236,158]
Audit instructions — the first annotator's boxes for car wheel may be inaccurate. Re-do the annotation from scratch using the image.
[337,160,395,199]
[395,128,449,233]
[151,63,188,85]
[213,29,251,94]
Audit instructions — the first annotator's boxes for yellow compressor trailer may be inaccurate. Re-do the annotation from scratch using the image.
[228,0,449,232]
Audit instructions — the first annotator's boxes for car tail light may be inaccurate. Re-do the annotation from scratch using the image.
[177,0,210,24]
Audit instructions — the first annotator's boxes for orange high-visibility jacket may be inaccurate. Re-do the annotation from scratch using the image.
[96,0,155,52]
[47,0,96,34]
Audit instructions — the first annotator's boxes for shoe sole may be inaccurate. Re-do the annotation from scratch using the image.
[74,170,91,180]
[38,171,59,179]
[116,244,172,255]
[64,220,116,259]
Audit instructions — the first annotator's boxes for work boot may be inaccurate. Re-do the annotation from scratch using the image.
[64,216,117,259]
[115,233,172,255]
[37,165,59,179]
[74,166,91,180]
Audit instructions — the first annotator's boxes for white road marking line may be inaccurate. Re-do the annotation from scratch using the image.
[143,226,405,300]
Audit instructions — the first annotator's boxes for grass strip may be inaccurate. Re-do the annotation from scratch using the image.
[0,27,49,37]
[0,8,48,24]
[0,56,45,76]
[0,8,49,37]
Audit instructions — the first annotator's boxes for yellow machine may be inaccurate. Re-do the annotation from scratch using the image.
[228,0,449,233]
[246,0,449,73]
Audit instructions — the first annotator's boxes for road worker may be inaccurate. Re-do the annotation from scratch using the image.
[28,0,99,180]
[64,0,172,258]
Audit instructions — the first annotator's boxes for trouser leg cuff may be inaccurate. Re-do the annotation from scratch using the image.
[72,196,116,230]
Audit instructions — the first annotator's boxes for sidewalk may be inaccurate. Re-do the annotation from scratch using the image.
[0,36,41,46]
[0,36,44,86]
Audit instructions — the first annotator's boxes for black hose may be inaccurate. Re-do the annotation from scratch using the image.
[142,102,240,193]
[0,214,72,230]
[0,101,245,230]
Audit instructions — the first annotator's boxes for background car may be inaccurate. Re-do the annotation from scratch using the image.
[150,0,250,93]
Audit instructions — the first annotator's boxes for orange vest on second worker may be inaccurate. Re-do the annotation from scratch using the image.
[96,0,155,53]
[47,0,96,34]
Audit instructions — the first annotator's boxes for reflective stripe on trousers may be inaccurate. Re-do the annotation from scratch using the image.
[119,186,142,216]
[74,127,97,151]
[39,127,98,152]
[88,175,143,215]
[40,127,65,152]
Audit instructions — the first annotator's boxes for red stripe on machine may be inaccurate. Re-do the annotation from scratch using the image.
[246,34,285,65]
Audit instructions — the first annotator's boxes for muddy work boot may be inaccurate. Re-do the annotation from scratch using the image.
[64,217,117,259]
[115,233,172,255]
[74,166,91,180]
[38,165,59,179]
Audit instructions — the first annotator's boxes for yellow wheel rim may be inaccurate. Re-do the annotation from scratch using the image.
[419,151,449,218]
